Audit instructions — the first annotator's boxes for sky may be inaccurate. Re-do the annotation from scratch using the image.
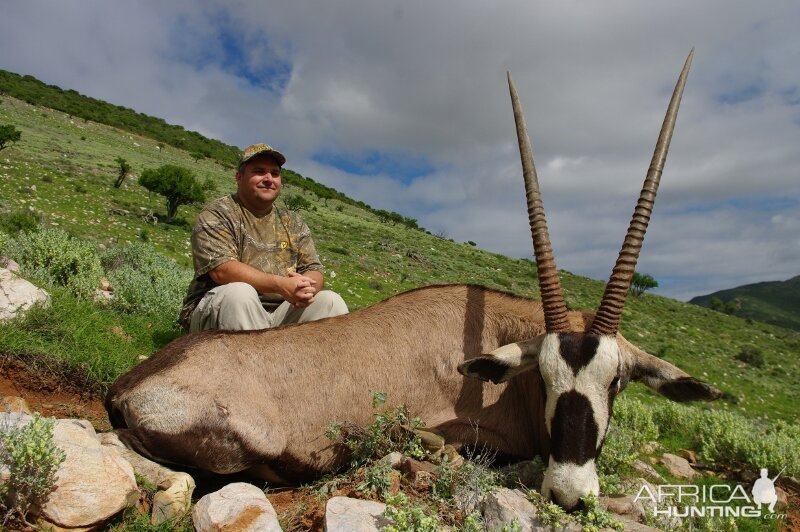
[1,0,798,301]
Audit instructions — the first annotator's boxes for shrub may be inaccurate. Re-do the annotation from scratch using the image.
[0,124,21,152]
[6,227,102,299]
[326,392,427,469]
[382,492,440,532]
[735,345,764,368]
[101,242,191,317]
[113,156,132,188]
[0,414,66,525]
[284,195,312,212]
[0,209,40,235]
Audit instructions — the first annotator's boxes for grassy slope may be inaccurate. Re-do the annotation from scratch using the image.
[1,94,799,426]
[690,276,800,332]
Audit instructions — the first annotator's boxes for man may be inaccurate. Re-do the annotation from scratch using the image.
[179,143,348,332]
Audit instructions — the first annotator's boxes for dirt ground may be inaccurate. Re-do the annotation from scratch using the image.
[1,357,798,531]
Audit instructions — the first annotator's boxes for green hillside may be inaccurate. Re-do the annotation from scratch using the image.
[1,89,799,427]
[690,276,800,331]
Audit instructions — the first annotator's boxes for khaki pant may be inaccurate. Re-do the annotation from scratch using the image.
[189,282,349,333]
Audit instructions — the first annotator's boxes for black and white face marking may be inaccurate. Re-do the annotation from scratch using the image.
[538,333,623,510]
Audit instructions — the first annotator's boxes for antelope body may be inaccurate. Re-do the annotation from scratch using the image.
[106,50,719,510]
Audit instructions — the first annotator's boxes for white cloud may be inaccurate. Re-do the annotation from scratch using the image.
[2,0,798,300]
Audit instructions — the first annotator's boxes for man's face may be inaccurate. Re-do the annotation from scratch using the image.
[236,154,282,212]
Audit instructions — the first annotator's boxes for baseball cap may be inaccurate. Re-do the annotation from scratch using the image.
[238,143,286,168]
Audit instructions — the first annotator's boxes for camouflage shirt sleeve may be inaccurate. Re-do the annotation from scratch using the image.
[191,200,240,277]
[283,210,323,274]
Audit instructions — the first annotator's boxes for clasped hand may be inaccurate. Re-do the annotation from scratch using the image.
[281,271,318,308]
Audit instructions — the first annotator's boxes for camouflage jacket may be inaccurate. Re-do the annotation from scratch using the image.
[179,194,323,328]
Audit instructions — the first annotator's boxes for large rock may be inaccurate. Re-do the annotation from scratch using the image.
[478,488,581,532]
[193,482,281,532]
[42,419,139,528]
[661,453,697,480]
[324,497,390,532]
[98,431,195,524]
[0,414,139,528]
[599,494,646,523]
[0,267,50,322]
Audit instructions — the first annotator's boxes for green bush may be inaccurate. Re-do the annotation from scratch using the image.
[735,345,765,368]
[0,414,66,524]
[382,492,440,532]
[101,242,192,317]
[6,227,102,298]
[326,392,427,469]
[0,209,40,235]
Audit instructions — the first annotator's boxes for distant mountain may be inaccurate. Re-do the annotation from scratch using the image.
[690,276,800,331]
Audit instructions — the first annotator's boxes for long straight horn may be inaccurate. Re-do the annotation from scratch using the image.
[590,49,694,335]
[508,72,570,332]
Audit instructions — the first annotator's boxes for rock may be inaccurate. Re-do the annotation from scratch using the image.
[388,469,402,495]
[0,267,50,322]
[98,432,195,525]
[99,278,113,291]
[0,258,20,272]
[1,396,32,414]
[631,459,664,482]
[678,449,698,464]
[380,451,404,469]
[324,496,390,532]
[614,515,662,532]
[640,441,662,454]
[192,483,281,532]
[599,494,646,523]
[400,457,437,475]
[661,453,696,480]
[478,488,581,532]
[93,288,113,303]
[441,445,464,468]
[41,419,139,529]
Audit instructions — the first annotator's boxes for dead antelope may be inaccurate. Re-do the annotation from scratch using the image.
[105,50,719,510]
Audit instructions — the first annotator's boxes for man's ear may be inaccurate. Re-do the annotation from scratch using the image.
[458,337,544,384]
[622,340,721,402]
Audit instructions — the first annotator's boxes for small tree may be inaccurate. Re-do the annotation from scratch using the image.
[630,272,658,296]
[0,124,22,152]
[113,156,131,188]
[138,164,205,223]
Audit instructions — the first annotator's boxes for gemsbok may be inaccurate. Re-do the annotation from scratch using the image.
[106,50,719,510]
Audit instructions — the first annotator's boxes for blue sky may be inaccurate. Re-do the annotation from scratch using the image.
[1,0,799,301]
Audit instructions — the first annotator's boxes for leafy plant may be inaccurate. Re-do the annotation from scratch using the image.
[630,272,658,296]
[0,414,66,525]
[735,345,765,368]
[326,392,427,469]
[114,156,131,188]
[138,164,205,223]
[101,242,191,317]
[0,124,21,152]
[284,194,312,212]
[382,492,440,532]
[6,227,103,298]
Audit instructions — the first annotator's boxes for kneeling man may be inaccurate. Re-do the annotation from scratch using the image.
[180,143,348,332]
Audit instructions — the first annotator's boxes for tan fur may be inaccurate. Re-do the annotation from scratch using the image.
[106,285,571,479]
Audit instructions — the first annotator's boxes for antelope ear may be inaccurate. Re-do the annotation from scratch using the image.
[458,337,544,384]
[625,343,721,402]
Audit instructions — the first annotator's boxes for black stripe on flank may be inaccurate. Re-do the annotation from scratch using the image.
[557,333,600,375]
[549,390,599,465]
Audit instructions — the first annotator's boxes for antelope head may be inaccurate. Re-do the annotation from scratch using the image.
[459,50,721,510]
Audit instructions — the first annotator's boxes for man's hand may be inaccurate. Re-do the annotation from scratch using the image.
[280,271,319,308]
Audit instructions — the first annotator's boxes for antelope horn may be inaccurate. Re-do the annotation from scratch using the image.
[508,72,570,332]
[590,49,694,335]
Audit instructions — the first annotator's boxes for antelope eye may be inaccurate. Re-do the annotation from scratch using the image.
[609,376,620,390]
